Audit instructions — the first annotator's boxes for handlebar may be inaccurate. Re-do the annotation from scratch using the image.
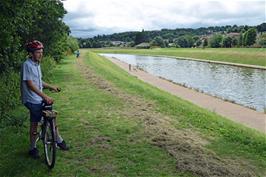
[42,101,53,110]
[43,87,61,110]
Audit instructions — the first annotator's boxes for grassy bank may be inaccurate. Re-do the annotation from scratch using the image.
[0,51,265,176]
[91,48,266,67]
[0,56,181,177]
[83,50,266,175]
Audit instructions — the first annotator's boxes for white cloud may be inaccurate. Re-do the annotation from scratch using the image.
[63,0,266,37]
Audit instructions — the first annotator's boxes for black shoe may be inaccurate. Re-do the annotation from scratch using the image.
[57,140,69,151]
[29,148,40,159]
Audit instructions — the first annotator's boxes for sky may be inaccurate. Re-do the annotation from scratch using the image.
[62,0,266,38]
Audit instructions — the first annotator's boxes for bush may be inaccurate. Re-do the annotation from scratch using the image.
[0,71,20,125]
[66,36,79,55]
[209,34,223,48]
[41,56,57,81]
[257,33,266,47]
[174,35,194,48]
[222,36,232,48]
[150,36,166,48]
[0,0,70,128]
[244,28,257,46]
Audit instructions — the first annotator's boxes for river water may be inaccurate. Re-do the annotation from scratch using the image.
[100,53,266,112]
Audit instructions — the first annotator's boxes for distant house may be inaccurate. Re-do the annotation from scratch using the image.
[110,41,132,47]
[111,41,125,46]
[227,32,240,38]
[168,43,175,47]
[135,42,150,49]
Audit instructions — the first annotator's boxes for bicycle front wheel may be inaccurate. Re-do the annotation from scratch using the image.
[43,119,56,169]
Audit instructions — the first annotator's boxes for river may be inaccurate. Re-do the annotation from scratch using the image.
[100,53,266,112]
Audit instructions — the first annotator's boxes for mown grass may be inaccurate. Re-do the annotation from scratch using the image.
[0,56,191,177]
[83,50,266,174]
[91,48,266,67]
[1,51,265,176]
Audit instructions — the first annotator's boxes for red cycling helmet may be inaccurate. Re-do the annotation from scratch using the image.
[26,40,44,52]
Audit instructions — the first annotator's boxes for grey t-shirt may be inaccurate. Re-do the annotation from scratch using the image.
[20,58,43,104]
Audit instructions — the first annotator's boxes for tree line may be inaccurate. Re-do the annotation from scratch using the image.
[78,23,266,48]
[0,0,79,126]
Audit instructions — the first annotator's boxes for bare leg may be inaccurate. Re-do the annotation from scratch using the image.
[53,119,69,150]
[54,119,63,143]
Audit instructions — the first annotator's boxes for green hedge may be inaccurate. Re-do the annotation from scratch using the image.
[0,71,20,125]
[0,0,79,127]
[0,57,56,127]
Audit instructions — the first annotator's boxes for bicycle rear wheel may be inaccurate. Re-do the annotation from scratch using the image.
[43,119,56,169]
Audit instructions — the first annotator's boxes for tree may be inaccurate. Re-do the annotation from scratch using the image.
[231,37,238,47]
[66,36,79,53]
[91,40,102,48]
[256,23,266,34]
[174,35,194,48]
[150,36,165,48]
[222,36,232,48]
[77,24,262,49]
[193,36,200,47]
[209,34,223,48]
[185,35,194,47]
[174,36,186,48]
[162,33,175,42]
[257,33,266,47]
[195,39,202,47]
[134,29,147,45]
[202,38,208,49]
[238,33,244,47]
[244,28,257,46]
[0,0,71,124]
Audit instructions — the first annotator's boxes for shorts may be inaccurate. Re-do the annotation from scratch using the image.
[24,102,43,122]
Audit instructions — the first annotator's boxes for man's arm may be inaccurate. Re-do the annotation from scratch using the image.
[43,81,60,92]
[26,80,53,104]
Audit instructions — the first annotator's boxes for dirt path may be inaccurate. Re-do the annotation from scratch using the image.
[75,53,258,176]
[107,57,266,133]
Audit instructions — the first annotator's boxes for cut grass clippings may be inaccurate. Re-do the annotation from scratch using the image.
[83,50,266,176]
[0,56,181,177]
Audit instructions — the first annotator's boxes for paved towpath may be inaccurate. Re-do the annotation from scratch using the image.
[108,57,266,133]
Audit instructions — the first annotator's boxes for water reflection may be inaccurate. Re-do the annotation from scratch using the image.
[100,53,266,112]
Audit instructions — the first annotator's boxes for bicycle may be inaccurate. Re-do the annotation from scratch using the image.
[35,101,57,169]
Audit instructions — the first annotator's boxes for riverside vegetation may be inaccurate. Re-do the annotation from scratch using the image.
[91,48,266,67]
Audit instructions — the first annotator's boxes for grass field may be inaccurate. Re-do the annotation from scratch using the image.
[91,48,266,67]
[0,50,265,177]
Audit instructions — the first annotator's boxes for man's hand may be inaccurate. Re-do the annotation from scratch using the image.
[44,95,54,105]
[43,82,61,92]
[50,86,61,92]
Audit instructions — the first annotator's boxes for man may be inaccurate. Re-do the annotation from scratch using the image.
[21,40,69,159]
[76,49,80,58]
